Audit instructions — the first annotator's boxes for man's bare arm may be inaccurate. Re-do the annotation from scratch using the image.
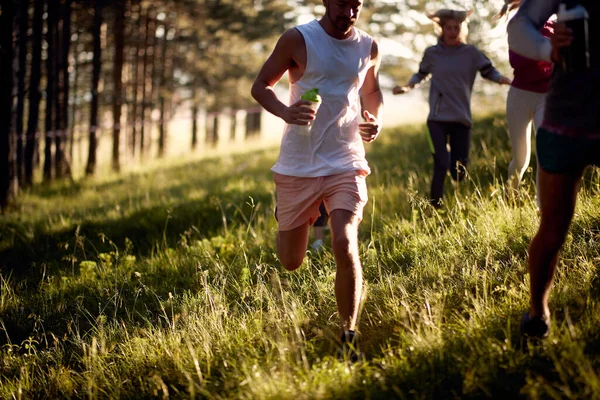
[251,29,314,126]
[359,40,383,143]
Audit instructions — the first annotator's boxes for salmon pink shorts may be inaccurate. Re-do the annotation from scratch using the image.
[274,170,369,231]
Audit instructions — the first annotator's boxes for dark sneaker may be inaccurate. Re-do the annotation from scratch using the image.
[429,197,443,209]
[337,330,361,363]
[520,312,550,339]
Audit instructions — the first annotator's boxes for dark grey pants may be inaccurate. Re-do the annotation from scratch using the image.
[427,120,471,206]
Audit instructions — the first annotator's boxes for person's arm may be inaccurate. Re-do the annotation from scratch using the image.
[393,48,432,95]
[477,50,512,85]
[251,29,314,126]
[507,0,559,62]
[359,39,383,143]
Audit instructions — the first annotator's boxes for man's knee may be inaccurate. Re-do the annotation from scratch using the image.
[332,235,351,254]
[277,223,310,271]
[332,235,361,268]
[279,251,304,271]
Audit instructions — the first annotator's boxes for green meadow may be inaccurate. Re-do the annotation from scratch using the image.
[1,113,600,399]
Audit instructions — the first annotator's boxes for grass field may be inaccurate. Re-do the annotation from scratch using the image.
[1,113,600,399]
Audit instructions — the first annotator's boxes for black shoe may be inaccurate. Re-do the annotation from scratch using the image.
[337,330,361,363]
[429,197,442,209]
[520,312,550,339]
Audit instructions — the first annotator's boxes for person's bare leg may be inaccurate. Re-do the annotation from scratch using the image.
[278,222,310,271]
[528,167,583,318]
[329,209,362,332]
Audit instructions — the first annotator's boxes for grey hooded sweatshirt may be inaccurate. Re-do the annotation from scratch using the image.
[410,42,504,127]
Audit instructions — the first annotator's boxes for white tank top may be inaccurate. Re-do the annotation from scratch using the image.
[271,20,374,177]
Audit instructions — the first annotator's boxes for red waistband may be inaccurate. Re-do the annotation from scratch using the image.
[541,121,600,139]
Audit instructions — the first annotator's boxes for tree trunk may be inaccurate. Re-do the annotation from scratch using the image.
[69,26,79,166]
[147,12,160,156]
[24,0,44,186]
[86,0,102,176]
[55,0,72,179]
[129,0,141,157]
[157,24,168,158]
[54,0,71,178]
[112,0,125,172]
[140,7,155,156]
[52,0,62,179]
[16,0,29,183]
[191,84,198,150]
[0,0,18,210]
[44,0,57,182]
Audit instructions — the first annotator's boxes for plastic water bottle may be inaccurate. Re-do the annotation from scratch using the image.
[557,2,590,72]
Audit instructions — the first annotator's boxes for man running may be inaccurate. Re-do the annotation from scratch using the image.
[251,0,383,359]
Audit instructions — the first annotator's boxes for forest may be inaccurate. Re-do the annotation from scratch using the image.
[0,0,506,210]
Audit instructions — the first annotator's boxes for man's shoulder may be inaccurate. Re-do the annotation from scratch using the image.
[293,20,318,36]
[279,27,306,46]
[355,26,374,41]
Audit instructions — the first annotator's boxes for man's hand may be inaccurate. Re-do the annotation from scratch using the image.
[281,100,316,125]
[550,22,573,62]
[359,110,381,143]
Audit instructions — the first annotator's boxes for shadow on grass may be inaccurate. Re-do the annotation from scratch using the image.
[1,160,275,272]
[333,302,600,399]
[0,114,514,346]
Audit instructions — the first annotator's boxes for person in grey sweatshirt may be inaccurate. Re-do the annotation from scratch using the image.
[394,9,511,207]
[508,0,599,339]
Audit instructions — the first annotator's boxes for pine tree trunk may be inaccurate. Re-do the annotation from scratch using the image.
[129,0,141,157]
[69,26,79,166]
[24,0,44,186]
[157,23,168,158]
[0,0,12,209]
[16,0,29,183]
[112,0,125,172]
[191,84,198,150]
[139,7,154,156]
[52,0,63,179]
[86,0,102,176]
[44,0,57,182]
[146,11,159,156]
[55,0,72,179]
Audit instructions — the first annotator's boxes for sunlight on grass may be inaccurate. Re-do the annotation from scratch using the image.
[1,113,600,399]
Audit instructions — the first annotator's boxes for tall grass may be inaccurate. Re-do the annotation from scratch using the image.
[1,113,600,399]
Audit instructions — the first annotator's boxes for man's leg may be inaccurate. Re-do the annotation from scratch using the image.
[274,173,322,270]
[528,167,583,319]
[329,209,362,332]
[278,223,310,271]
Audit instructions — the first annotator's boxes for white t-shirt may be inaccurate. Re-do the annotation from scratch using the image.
[271,20,373,177]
